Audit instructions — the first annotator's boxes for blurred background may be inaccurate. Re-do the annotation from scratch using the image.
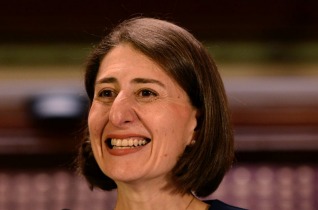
[0,0,318,209]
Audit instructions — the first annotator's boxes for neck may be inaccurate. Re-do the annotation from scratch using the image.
[113,181,206,210]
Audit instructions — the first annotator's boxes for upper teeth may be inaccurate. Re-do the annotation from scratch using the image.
[111,138,148,147]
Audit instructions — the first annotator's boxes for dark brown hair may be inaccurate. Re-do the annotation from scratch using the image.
[77,17,234,197]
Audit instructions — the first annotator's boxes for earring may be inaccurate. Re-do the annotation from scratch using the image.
[190,139,196,145]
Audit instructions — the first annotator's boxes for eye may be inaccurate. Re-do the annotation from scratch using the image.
[97,89,117,98]
[137,89,158,97]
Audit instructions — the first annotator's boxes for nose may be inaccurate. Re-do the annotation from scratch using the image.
[108,92,138,127]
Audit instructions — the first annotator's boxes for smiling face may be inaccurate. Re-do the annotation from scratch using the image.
[88,43,198,186]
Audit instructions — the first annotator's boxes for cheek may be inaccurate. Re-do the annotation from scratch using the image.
[165,106,196,135]
[88,103,109,157]
[88,103,109,136]
[150,104,195,148]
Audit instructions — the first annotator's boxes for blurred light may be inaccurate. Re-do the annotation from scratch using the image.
[30,93,87,120]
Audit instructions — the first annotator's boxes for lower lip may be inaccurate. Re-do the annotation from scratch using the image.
[106,144,147,156]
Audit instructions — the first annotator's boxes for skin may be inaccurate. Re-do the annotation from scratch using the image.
[88,43,208,210]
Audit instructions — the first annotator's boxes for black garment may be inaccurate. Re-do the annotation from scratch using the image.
[204,200,247,210]
[62,199,246,210]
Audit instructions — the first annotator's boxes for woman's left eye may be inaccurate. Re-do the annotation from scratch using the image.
[137,89,158,97]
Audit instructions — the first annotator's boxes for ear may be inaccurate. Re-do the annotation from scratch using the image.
[194,108,202,131]
[187,108,201,146]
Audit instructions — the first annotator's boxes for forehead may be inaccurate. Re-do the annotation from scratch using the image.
[97,44,170,82]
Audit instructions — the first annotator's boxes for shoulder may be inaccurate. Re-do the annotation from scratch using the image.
[204,200,247,210]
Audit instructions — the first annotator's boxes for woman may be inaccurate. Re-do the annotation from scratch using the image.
[77,17,246,210]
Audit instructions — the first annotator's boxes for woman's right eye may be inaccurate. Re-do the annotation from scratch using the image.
[97,89,117,98]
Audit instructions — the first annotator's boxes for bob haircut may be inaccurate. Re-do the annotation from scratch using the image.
[77,17,234,197]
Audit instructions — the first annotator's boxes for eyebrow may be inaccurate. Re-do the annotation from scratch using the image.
[96,77,165,88]
[96,77,117,84]
[131,78,165,87]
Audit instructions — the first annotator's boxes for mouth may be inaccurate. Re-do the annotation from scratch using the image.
[106,137,151,149]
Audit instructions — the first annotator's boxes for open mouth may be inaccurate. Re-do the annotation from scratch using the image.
[106,137,151,149]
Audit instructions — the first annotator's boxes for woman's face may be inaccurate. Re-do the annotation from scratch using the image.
[88,43,198,185]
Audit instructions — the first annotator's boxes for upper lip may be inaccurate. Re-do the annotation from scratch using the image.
[105,133,150,140]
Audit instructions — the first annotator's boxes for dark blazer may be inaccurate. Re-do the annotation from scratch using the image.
[204,200,247,210]
[62,199,247,210]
